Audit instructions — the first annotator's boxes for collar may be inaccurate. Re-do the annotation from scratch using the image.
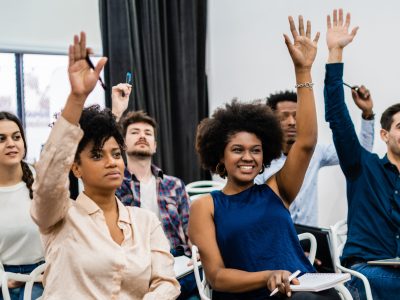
[123,164,164,182]
[380,154,399,173]
[76,192,131,224]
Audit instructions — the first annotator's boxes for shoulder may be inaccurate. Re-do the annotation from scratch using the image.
[190,193,214,216]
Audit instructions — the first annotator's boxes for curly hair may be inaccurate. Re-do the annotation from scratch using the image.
[75,105,126,163]
[196,100,283,177]
[0,111,34,199]
[266,90,297,111]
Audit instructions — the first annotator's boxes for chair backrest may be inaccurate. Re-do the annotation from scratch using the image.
[191,245,212,300]
[191,233,317,300]
[0,262,46,300]
[186,181,224,196]
[330,219,373,300]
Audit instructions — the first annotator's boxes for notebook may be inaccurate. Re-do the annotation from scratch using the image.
[173,256,201,279]
[290,273,351,292]
[367,257,400,266]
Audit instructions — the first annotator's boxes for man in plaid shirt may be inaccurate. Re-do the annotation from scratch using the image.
[112,84,198,300]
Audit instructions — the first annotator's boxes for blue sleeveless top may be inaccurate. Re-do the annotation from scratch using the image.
[211,184,315,300]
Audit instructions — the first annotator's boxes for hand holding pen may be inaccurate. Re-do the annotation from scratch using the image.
[343,82,374,118]
[111,75,133,121]
[343,82,370,100]
[268,269,300,297]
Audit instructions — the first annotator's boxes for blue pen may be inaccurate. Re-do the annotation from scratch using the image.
[126,72,132,85]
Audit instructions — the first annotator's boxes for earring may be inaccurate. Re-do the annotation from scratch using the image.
[216,162,227,178]
[259,164,265,174]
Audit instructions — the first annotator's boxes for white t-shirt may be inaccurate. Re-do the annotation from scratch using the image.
[139,175,160,219]
[0,181,44,265]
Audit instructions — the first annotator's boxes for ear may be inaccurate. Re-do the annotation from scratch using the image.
[71,162,82,178]
[380,128,389,144]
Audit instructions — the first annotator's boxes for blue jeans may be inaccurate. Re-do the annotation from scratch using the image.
[0,262,44,300]
[345,262,400,300]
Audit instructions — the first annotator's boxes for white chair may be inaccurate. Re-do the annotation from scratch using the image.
[330,219,373,300]
[191,233,318,300]
[0,262,46,300]
[191,245,212,300]
[186,180,225,195]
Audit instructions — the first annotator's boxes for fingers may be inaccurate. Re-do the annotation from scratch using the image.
[283,34,294,56]
[306,20,311,38]
[350,26,359,38]
[338,8,343,26]
[333,9,338,27]
[73,34,81,62]
[68,45,75,67]
[80,32,87,59]
[345,13,351,29]
[313,32,320,43]
[288,16,298,39]
[327,15,332,29]
[298,15,305,36]
[94,57,108,76]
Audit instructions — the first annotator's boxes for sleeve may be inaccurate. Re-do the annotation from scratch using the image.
[359,118,375,152]
[177,179,190,247]
[324,63,363,180]
[143,216,181,300]
[31,116,83,233]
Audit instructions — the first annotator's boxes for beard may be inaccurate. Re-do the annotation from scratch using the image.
[127,149,154,158]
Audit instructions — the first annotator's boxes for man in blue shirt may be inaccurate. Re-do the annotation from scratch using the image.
[324,9,400,300]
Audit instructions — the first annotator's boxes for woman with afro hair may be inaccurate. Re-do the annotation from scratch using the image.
[30,32,180,299]
[189,16,340,300]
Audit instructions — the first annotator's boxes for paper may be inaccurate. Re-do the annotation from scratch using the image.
[174,256,194,279]
[290,273,350,292]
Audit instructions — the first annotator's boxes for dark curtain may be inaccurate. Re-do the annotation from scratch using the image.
[99,0,209,183]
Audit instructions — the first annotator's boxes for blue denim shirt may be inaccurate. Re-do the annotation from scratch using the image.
[324,63,400,262]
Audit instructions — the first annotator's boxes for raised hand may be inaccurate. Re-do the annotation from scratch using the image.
[68,32,107,100]
[351,85,374,117]
[284,16,320,70]
[111,83,132,121]
[327,9,358,51]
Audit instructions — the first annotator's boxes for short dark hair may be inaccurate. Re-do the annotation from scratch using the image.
[380,104,400,131]
[196,100,282,177]
[120,110,157,139]
[75,105,125,163]
[266,90,297,111]
[0,111,33,198]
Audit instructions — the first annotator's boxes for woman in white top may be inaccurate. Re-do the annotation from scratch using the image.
[0,111,45,300]
[30,32,180,299]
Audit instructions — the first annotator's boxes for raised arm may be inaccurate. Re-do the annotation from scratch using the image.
[320,85,374,166]
[111,83,132,122]
[323,9,364,179]
[271,16,319,206]
[31,32,107,233]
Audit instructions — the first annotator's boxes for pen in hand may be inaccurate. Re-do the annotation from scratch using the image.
[269,270,301,297]
[85,55,107,90]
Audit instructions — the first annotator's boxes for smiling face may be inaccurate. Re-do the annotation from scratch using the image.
[221,131,263,186]
[0,120,25,168]
[72,137,125,194]
[125,122,157,158]
[275,101,297,151]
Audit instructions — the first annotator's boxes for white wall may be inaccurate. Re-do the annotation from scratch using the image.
[0,0,102,54]
[207,0,400,227]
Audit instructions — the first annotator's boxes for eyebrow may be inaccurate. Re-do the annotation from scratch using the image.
[0,131,21,136]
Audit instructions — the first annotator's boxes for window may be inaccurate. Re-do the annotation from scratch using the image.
[0,53,105,163]
[0,53,17,114]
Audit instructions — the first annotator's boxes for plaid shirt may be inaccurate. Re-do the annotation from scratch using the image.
[116,165,191,256]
